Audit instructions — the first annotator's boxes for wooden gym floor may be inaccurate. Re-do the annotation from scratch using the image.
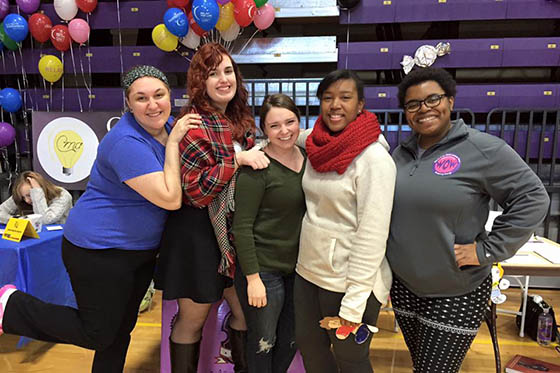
[1,288,559,372]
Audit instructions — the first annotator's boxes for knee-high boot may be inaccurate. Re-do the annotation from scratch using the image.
[228,327,248,373]
[169,338,200,373]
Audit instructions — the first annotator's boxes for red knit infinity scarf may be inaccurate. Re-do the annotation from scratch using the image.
[306,110,381,174]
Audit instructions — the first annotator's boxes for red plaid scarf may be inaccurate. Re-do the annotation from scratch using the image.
[306,110,381,174]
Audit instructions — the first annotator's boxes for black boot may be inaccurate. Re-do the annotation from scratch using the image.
[228,326,248,373]
[169,338,200,373]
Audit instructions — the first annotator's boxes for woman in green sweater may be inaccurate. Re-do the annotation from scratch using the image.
[232,94,306,373]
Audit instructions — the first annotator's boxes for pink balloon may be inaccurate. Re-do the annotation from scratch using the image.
[68,18,90,44]
[253,3,274,30]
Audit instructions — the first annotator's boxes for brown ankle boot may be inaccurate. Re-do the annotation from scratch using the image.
[169,338,200,373]
[228,326,248,373]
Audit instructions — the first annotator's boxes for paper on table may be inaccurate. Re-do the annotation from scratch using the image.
[533,243,560,264]
[503,252,551,265]
[46,225,63,231]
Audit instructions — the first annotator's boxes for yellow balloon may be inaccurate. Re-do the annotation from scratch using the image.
[38,55,64,83]
[152,24,178,52]
[215,3,234,32]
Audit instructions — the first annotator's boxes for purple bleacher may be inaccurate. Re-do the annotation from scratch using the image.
[337,41,393,70]
[506,0,560,19]
[339,0,395,24]
[364,87,399,110]
[498,84,559,109]
[503,38,560,67]
[0,46,191,74]
[394,0,507,23]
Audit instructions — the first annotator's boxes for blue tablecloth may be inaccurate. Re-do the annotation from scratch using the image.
[0,227,76,346]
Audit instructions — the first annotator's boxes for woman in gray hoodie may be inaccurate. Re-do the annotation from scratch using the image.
[387,67,550,372]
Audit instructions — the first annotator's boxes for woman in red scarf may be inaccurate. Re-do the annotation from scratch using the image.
[294,70,396,373]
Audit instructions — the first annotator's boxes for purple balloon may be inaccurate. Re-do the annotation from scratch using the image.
[0,122,16,147]
[217,0,231,4]
[0,0,9,22]
[16,0,41,14]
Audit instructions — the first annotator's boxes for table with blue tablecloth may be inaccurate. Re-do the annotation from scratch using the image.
[0,226,76,346]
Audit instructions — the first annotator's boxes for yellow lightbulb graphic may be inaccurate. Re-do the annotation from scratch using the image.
[54,130,84,176]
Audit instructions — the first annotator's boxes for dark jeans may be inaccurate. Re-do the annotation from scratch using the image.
[235,270,297,373]
[294,274,381,373]
[3,237,157,373]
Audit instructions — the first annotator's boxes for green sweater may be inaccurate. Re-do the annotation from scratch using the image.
[233,149,306,276]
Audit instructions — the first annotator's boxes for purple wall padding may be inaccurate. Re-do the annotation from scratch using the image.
[161,299,306,373]
[339,0,395,24]
[506,0,560,19]
[502,38,560,67]
[394,0,507,23]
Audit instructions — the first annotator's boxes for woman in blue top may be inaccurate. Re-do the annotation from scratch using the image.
[0,65,199,373]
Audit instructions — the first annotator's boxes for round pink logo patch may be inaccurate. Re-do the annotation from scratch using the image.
[433,154,461,175]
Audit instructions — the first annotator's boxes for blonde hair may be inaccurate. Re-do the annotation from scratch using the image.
[12,171,63,213]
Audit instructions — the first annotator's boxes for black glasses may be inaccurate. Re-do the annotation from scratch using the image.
[403,94,447,113]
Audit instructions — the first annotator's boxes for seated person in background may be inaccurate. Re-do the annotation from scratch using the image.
[0,171,73,225]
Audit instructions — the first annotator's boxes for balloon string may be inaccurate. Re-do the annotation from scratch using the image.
[78,44,92,110]
[1,147,11,182]
[345,10,350,69]
[9,112,20,175]
[17,45,32,112]
[116,0,126,111]
[16,79,32,157]
[31,39,39,111]
[61,52,65,112]
[238,29,258,55]
[69,44,83,112]
[86,14,93,111]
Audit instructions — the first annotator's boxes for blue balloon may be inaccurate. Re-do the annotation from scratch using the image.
[164,8,188,37]
[3,14,28,43]
[1,88,22,113]
[192,0,219,31]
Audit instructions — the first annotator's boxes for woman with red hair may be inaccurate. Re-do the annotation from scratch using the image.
[155,43,269,372]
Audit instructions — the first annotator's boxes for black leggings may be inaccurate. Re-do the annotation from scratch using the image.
[390,275,491,373]
[294,274,381,373]
[3,237,157,373]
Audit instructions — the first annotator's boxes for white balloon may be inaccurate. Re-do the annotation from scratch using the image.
[54,0,79,21]
[180,28,201,50]
[220,21,240,42]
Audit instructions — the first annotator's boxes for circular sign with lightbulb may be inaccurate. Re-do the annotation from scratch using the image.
[37,117,99,183]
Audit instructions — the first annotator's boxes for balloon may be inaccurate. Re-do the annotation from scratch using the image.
[54,0,79,21]
[253,3,274,30]
[50,24,71,52]
[76,0,98,13]
[217,0,230,4]
[0,23,18,51]
[219,20,239,42]
[3,14,28,42]
[254,0,267,7]
[1,88,22,113]
[215,2,234,32]
[180,27,200,49]
[152,24,178,52]
[164,8,188,37]
[0,122,15,147]
[68,18,90,44]
[0,0,8,22]
[233,0,256,27]
[337,0,360,10]
[38,54,64,83]
[29,13,52,43]
[168,0,191,7]
[187,11,207,37]
[16,0,40,14]
[192,0,219,31]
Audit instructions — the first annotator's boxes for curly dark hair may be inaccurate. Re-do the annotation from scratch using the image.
[178,43,255,142]
[397,68,457,108]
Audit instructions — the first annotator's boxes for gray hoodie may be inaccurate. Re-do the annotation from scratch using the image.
[387,119,550,297]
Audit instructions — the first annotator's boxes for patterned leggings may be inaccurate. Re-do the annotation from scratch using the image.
[390,275,491,373]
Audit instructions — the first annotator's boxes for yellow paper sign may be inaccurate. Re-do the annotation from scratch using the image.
[2,217,40,242]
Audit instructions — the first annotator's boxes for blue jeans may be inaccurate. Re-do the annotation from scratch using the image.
[235,271,297,373]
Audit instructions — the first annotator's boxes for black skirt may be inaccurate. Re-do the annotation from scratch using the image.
[155,204,232,303]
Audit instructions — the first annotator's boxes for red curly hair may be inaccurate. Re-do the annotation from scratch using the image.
[179,43,255,142]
